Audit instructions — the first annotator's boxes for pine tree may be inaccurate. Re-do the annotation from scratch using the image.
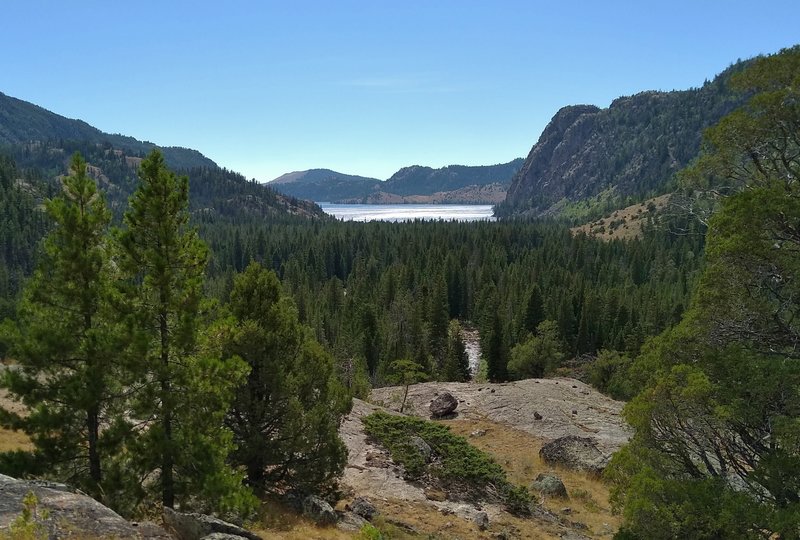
[0,153,121,496]
[116,150,250,512]
[484,310,507,382]
[427,273,450,367]
[522,285,545,335]
[223,262,349,496]
[442,320,470,382]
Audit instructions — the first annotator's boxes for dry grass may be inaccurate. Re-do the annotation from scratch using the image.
[0,383,32,452]
[444,417,621,538]
[250,498,357,540]
[571,194,671,241]
[0,427,32,452]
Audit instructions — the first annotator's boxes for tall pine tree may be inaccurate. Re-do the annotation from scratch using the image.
[0,153,122,497]
[116,150,250,512]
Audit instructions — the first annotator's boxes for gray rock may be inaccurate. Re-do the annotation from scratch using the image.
[0,474,150,539]
[539,435,608,474]
[474,510,489,530]
[336,511,369,532]
[132,521,174,539]
[530,473,568,498]
[163,507,261,540]
[429,392,458,418]
[202,534,251,540]
[348,496,378,520]
[470,429,487,437]
[408,435,433,462]
[302,495,337,525]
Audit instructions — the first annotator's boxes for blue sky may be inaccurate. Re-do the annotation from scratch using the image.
[2,1,798,181]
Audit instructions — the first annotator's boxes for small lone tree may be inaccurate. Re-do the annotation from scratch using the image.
[387,358,428,413]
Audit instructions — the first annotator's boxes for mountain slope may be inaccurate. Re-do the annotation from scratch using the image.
[0,91,215,170]
[0,91,323,221]
[497,62,749,218]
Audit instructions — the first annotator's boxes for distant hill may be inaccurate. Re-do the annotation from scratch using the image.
[0,91,323,220]
[496,61,750,218]
[270,169,381,201]
[268,158,523,204]
[382,159,524,196]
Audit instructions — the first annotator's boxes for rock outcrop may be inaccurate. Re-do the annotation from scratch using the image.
[0,474,170,539]
[301,495,337,525]
[371,378,630,458]
[539,435,609,474]
[163,508,261,540]
[348,496,378,521]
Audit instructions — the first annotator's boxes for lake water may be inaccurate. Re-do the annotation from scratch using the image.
[318,203,496,222]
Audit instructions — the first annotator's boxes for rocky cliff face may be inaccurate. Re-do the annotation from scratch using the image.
[498,63,749,217]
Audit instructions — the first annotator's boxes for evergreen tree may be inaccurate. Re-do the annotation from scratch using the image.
[442,320,470,382]
[386,358,428,413]
[609,46,800,539]
[427,273,450,367]
[116,150,250,512]
[223,262,349,496]
[484,310,507,382]
[0,153,121,497]
[359,304,380,378]
[507,320,564,380]
[522,285,545,335]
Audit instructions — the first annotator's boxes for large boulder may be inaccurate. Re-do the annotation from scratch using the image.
[0,474,170,539]
[539,436,608,474]
[336,511,369,532]
[302,495,337,525]
[163,507,261,540]
[530,473,568,498]
[348,496,378,521]
[429,392,458,418]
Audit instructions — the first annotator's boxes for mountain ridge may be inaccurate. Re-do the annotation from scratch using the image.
[268,158,523,203]
[0,90,324,220]
[497,61,750,218]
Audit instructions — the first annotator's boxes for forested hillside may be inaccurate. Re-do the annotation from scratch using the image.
[497,62,749,218]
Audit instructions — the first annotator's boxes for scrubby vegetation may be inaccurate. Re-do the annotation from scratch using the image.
[362,411,533,515]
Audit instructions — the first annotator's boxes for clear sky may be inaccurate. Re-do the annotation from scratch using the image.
[2,1,798,181]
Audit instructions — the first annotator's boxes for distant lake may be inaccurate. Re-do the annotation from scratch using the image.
[318,203,496,222]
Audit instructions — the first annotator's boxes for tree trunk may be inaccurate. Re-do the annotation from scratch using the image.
[160,308,174,509]
[87,405,101,488]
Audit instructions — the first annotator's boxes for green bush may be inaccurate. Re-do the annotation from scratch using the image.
[362,412,533,514]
